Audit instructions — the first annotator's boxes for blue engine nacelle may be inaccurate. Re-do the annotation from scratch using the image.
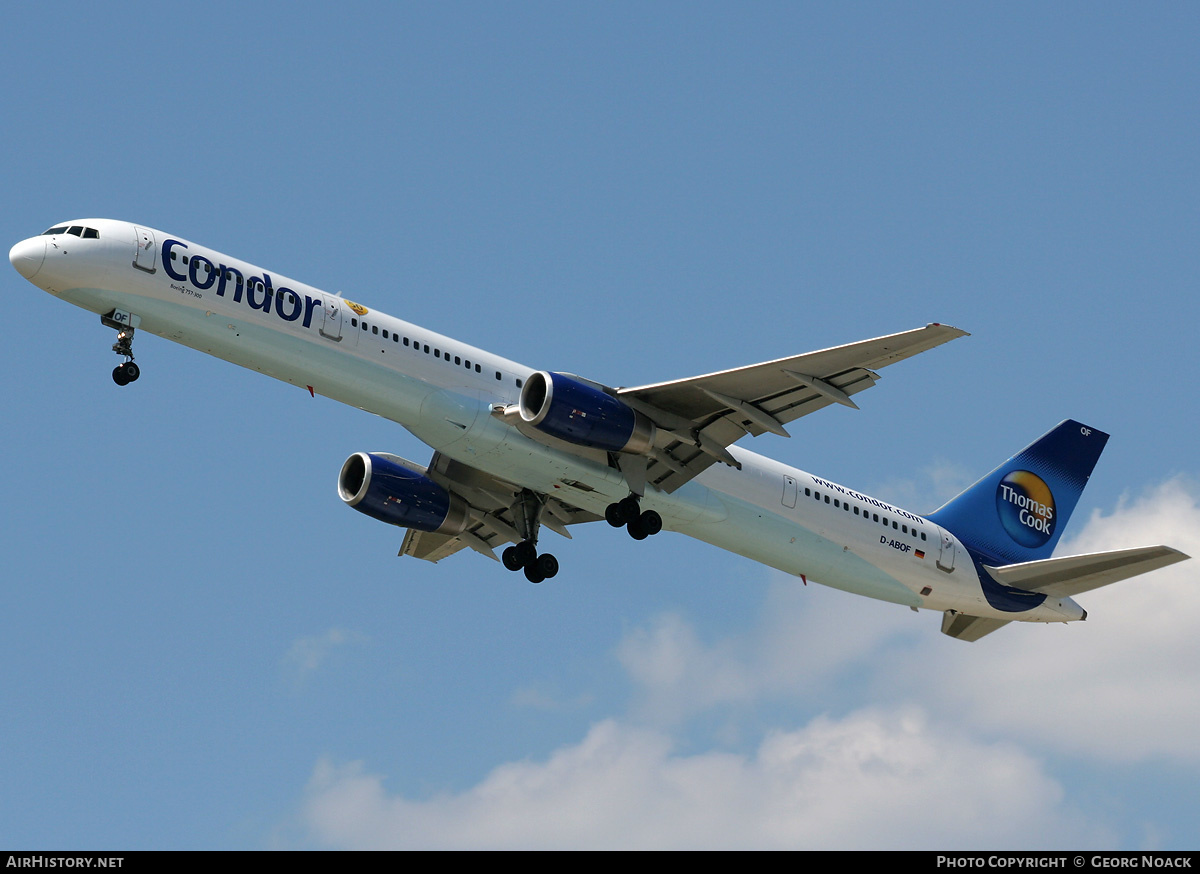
[519,371,657,454]
[338,452,469,534]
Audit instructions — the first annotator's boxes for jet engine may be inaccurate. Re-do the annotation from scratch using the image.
[338,452,469,534]
[518,371,656,454]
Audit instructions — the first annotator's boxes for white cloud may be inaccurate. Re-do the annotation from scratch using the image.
[617,477,1200,764]
[292,477,1198,848]
[893,477,1200,763]
[283,627,369,683]
[300,709,1103,849]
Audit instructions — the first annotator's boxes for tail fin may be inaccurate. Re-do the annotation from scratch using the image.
[927,420,1109,566]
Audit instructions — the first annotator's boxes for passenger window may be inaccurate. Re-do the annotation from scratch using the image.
[351,318,358,327]
[475,364,481,373]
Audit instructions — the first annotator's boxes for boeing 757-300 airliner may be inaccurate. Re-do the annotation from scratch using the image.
[10,219,1187,641]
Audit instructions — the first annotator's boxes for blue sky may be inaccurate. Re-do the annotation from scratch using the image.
[2,2,1198,849]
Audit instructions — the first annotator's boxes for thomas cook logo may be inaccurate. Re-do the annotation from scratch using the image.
[996,470,1056,548]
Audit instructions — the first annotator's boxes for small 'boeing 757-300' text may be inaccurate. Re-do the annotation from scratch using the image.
[10,220,1187,641]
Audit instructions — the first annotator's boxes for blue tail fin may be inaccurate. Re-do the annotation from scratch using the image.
[927,420,1109,566]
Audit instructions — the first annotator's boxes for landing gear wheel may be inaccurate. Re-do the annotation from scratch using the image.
[524,562,546,584]
[618,495,641,525]
[638,510,662,537]
[514,540,537,566]
[112,365,130,386]
[627,519,649,540]
[605,502,626,528]
[121,361,140,383]
[536,553,559,580]
[502,546,524,572]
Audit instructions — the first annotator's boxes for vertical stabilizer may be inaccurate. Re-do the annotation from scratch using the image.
[928,420,1109,566]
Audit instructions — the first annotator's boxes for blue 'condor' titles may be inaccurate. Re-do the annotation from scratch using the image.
[162,238,323,327]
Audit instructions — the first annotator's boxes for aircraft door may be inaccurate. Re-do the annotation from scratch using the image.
[782,475,797,509]
[133,226,156,273]
[936,526,956,573]
[319,294,343,341]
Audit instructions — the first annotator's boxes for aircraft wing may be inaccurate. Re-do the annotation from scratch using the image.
[400,452,601,563]
[941,545,1188,642]
[941,613,1012,642]
[983,545,1189,598]
[618,323,968,493]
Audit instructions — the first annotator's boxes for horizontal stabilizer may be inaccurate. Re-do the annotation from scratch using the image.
[984,545,1189,599]
[941,612,1011,642]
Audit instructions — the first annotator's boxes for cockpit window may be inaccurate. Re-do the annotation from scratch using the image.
[40,225,99,238]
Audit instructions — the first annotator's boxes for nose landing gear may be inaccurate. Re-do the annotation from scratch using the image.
[102,311,141,386]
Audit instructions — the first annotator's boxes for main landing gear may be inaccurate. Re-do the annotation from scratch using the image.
[500,489,560,584]
[605,495,663,541]
[502,540,559,584]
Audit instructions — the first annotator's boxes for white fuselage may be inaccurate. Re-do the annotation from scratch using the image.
[10,219,1084,624]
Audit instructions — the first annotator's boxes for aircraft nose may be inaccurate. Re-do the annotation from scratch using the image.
[9,236,46,280]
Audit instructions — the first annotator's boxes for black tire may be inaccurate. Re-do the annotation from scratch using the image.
[627,519,648,541]
[605,503,626,528]
[618,495,641,525]
[502,545,524,572]
[537,553,559,579]
[122,361,140,382]
[638,510,663,537]
[524,563,545,584]
[112,366,129,386]
[515,540,536,566]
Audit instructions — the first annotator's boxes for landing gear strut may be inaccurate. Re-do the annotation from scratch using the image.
[605,495,663,541]
[500,489,559,583]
